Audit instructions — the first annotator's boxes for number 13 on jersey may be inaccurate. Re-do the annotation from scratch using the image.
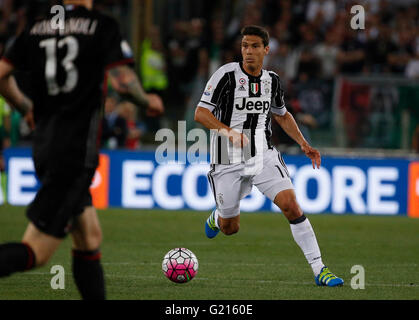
[39,36,79,95]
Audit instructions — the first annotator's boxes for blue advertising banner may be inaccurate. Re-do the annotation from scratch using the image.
[2,147,415,216]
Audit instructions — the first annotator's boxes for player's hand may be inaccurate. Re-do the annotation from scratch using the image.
[24,110,35,130]
[20,95,35,130]
[146,94,164,117]
[109,67,135,94]
[228,129,249,149]
[301,142,321,169]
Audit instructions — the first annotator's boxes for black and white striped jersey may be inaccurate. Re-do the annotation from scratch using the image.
[198,62,287,164]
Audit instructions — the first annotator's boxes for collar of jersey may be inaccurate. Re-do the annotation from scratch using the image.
[239,61,262,79]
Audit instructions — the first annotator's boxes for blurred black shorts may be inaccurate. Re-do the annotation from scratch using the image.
[26,166,95,239]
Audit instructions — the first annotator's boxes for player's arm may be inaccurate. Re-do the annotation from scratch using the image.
[273,112,321,169]
[0,59,34,128]
[108,64,164,116]
[194,106,249,148]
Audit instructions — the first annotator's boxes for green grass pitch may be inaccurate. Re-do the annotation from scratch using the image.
[0,205,418,300]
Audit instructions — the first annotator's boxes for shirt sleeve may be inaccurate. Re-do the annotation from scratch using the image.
[101,17,135,69]
[197,66,228,112]
[270,73,287,116]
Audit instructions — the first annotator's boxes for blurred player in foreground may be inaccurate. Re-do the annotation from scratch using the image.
[0,0,163,299]
[195,25,343,287]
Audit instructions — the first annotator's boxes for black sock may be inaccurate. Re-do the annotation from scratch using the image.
[72,249,106,300]
[289,214,307,224]
[0,242,36,277]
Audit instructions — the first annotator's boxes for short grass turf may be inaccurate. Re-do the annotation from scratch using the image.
[0,205,418,300]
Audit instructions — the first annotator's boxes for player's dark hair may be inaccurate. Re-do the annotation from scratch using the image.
[241,25,269,47]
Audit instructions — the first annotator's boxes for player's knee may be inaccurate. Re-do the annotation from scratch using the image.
[73,225,103,251]
[22,242,54,268]
[86,226,103,250]
[279,198,303,221]
[34,250,52,267]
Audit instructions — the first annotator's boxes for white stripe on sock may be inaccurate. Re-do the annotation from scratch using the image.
[214,209,220,229]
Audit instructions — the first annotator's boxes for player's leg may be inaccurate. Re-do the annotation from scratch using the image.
[70,204,105,300]
[218,214,240,235]
[206,203,242,237]
[273,190,343,286]
[22,223,62,266]
[71,206,102,251]
[0,223,62,277]
[206,164,245,238]
[273,189,326,274]
[254,149,343,286]
[206,208,241,236]
[0,165,64,278]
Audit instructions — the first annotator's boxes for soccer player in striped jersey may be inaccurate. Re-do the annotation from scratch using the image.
[195,25,343,287]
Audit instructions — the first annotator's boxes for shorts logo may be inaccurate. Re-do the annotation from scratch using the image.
[217,193,224,205]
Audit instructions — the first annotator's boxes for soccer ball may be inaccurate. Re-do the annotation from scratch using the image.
[162,248,198,283]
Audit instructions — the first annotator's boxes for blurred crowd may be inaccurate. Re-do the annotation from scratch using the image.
[157,0,419,148]
[0,0,419,154]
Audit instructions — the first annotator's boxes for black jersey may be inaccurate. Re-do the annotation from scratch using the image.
[3,6,134,171]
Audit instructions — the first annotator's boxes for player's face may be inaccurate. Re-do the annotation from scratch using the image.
[241,35,269,75]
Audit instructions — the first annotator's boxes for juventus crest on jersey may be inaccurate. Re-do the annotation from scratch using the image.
[198,62,287,164]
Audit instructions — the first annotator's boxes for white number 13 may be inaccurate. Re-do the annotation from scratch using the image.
[40,36,79,95]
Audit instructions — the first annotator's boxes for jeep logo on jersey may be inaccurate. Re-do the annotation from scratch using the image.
[235,97,270,114]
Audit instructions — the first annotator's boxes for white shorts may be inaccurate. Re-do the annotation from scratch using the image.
[207,148,294,218]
